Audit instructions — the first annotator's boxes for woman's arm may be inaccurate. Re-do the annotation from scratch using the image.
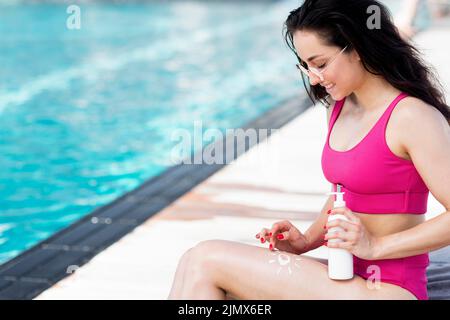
[303,191,334,252]
[374,210,450,259]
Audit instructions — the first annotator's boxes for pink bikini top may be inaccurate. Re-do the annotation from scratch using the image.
[321,92,429,214]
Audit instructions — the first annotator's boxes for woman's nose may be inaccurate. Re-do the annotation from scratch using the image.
[309,73,321,86]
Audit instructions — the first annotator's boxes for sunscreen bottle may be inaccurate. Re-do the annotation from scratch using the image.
[326,184,354,280]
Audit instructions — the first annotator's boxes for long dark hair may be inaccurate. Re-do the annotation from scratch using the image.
[283,0,450,124]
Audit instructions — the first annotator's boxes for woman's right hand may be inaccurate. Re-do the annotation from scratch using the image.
[255,220,310,255]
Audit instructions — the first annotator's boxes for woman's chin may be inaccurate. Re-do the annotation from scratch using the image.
[329,91,344,101]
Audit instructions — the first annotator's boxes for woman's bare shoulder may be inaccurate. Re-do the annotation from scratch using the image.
[395,96,446,127]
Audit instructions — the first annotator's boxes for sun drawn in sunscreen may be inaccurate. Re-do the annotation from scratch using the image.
[268,251,302,276]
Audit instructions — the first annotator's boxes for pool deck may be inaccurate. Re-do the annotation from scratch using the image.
[35,24,450,300]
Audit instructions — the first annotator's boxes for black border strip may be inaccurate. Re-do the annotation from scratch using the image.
[0,95,312,300]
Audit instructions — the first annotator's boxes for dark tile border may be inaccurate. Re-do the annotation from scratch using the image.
[0,95,312,300]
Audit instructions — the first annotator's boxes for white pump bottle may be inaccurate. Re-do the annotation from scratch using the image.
[326,184,354,280]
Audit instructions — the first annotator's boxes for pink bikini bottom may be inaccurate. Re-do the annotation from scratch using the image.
[353,253,429,300]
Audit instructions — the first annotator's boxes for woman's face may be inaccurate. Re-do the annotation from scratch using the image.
[293,30,365,101]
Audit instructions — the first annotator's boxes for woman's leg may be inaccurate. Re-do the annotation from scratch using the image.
[176,244,226,300]
[168,243,328,299]
[168,247,229,299]
[168,248,197,299]
[172,239,417,300]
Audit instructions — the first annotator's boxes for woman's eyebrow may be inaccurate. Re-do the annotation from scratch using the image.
[307,54,323,62]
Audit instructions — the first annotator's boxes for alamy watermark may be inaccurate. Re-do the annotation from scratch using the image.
[170,121,281,169]
[367,5,381,30]
[66,5,81,30]
[366,264,382,290]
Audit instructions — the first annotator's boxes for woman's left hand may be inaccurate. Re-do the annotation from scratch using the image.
[324,207,381,260]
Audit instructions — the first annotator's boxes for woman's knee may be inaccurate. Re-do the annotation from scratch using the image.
[175,246,195,269]
[188,240,229,273]
[191,239,231,256]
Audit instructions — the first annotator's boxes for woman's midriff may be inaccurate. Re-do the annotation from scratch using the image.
[353,212,425,237]
[351,212,429,300]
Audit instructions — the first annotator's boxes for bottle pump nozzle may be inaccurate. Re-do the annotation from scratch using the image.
[326,184,346,208]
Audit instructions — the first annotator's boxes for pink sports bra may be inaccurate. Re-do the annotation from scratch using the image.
[321,92,429,214]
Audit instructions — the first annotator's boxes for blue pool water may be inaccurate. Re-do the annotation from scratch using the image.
[0,0,301,264]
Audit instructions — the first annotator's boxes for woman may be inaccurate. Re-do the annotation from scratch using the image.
[168,0,450,300]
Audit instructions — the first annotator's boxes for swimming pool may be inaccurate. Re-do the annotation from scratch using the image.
[0,0,302,264]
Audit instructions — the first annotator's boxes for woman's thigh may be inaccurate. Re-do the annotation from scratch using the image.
[193,239,416,300]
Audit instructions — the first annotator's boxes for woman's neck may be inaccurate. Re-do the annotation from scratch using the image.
[348,74,401,113]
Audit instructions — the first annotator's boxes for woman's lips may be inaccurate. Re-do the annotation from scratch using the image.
[326,84,336,93]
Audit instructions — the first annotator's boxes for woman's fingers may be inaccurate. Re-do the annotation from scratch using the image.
[330,207,360,223]
[269,220,291,238]
[256,228,270,244]
[276,231,289,241]
[326,218,361,233]
[255,221,294,251]
[269,221,293,250]
[324,230,358,243]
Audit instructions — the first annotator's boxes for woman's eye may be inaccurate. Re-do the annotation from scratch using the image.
[318,63,326,69]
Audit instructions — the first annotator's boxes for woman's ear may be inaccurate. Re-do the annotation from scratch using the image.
[351,49,361,61]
